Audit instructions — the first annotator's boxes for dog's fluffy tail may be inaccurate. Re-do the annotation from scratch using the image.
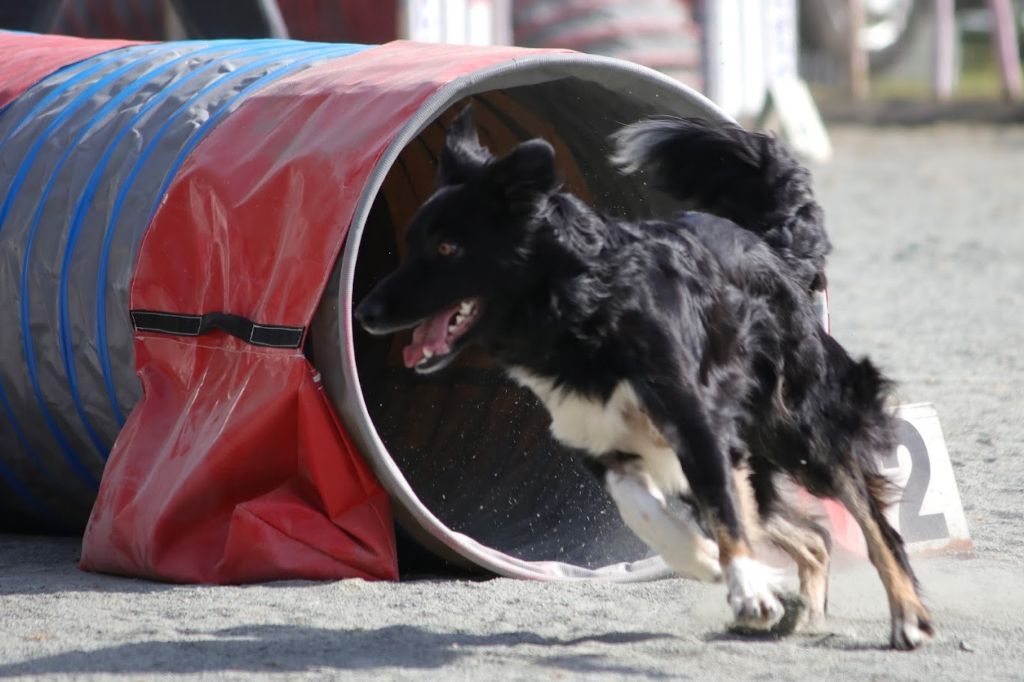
[610,118,830,291]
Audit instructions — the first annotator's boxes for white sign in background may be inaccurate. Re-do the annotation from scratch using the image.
[882,402,971,553]
[805,402,972,558]
[404,0,501,46]
[705,0,831,162]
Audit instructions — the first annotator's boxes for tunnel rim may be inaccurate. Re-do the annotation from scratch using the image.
[333,52,731,582]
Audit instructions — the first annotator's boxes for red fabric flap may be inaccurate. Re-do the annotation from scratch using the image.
[81,335,397,583]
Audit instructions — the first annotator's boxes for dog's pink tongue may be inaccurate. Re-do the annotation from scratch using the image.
[402,304,458,368]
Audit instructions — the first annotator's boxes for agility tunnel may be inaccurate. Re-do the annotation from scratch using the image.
[0,31,730,583]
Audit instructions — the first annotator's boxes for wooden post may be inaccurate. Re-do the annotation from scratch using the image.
[989,0,1023,101]
[848,0,869,100]
[933,0,956,101]
[257,0,290,39]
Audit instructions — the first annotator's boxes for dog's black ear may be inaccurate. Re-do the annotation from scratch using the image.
[437,105,491,186]
[485,138,559,211]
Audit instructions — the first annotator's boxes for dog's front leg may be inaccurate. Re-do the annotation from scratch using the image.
[632,381,784,630]
[585,452,721,582]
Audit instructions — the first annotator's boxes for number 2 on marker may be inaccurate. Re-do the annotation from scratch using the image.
[881,419,950,544]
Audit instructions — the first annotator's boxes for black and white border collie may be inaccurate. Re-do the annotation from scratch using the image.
[356,106,933,649]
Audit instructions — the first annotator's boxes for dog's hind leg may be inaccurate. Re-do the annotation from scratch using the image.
[762,512,831,631]
[589,453,721,582]
[834,470,934,650]
[747,464,832,631]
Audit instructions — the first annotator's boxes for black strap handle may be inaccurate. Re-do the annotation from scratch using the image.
[130,310,303,349]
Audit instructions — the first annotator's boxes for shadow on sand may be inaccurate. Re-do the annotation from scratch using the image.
[0,624,677,677]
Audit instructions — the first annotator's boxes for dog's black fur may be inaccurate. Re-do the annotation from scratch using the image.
[356,106,933,649]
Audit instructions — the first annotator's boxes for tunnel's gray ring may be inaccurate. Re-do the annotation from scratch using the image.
[331,54,733,582]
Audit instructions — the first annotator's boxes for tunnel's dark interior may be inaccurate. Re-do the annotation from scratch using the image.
[352,77,689,569]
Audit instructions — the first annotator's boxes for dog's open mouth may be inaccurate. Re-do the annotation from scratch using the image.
[402,299,482,373]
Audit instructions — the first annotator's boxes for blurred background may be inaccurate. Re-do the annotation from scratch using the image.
[1,0,1022,129]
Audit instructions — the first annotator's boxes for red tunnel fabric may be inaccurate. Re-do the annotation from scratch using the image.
[0,32,138,109]
[80,40,558,584]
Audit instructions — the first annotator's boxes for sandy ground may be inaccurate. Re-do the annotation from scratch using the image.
[2,125,1023,680]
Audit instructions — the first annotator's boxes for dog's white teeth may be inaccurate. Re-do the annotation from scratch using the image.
[449,302,475,332]
[422,350,434,360]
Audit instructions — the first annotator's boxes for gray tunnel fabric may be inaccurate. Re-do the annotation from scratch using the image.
[0,39,367,532]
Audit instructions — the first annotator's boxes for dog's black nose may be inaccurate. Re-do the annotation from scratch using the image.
[354,297,384,329]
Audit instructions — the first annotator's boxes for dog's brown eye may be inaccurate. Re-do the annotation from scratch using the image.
[437,242,458,257]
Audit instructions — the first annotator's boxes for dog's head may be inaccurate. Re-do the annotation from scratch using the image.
[354,105,560,374]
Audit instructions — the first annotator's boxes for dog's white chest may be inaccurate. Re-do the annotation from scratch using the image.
[507,368,688,493]
[508,369,629,453]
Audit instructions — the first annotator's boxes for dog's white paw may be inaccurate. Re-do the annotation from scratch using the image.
[730,590,784,629]
[689,536,723,583]
[726,557,784,629]
[606,467,723,583]
[795,603,827,633]
[665,534,721,582]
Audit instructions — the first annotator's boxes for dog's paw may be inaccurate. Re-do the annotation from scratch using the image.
[890,604,934,651]
[726,557,784,630]
[607,471,724,583]
[694,537,723,582]
[794,603,827,634]
[677,536,722,583]
[729,591,806,638]
[661,535,722,583]
[730,590,784,629]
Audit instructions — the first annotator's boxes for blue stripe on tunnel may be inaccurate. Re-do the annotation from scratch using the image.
[27,42,255,462]
[58,39,267,458]
[0,40,234,518]
[0,48,128,142]
[0,40,367,520]
[0,44,181,491]
[96,42,370,425]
